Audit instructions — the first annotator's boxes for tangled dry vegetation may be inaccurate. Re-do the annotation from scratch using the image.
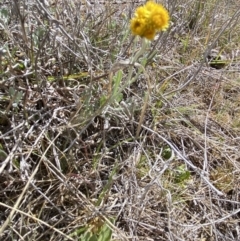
[0,0,240,240]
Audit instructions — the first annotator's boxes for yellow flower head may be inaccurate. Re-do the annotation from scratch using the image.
[130,1,170,40]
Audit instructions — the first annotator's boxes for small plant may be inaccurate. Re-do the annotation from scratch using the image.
[8,86,23,109]
[70,217,114,241]
[174,164,191,184]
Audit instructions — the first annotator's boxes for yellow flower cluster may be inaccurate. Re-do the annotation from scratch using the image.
[130,1,170,40]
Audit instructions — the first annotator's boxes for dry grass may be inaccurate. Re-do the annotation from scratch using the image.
[0,0,240,240]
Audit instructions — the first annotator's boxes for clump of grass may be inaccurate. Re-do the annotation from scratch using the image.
[0,1,240,240]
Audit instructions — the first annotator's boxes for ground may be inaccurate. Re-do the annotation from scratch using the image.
[0,0,240,240]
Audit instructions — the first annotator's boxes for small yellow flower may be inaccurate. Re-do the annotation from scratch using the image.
[130,1,170,40]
